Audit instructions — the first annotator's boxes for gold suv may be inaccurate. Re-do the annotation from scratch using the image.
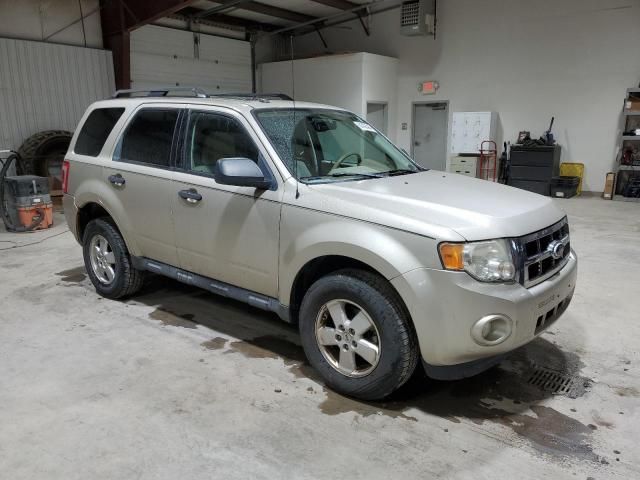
[63,89,577,400]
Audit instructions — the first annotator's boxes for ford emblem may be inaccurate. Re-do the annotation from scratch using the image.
[547,240,566,260]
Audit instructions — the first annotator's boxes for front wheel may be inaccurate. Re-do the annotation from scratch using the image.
[299,269,419,401]
[82,218,144,299]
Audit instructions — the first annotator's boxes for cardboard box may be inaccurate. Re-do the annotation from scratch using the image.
[603,172,615,199]
[626,95,640,111]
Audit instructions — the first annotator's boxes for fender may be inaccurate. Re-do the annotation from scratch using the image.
[74,176,141,256]
[278,206,442,306]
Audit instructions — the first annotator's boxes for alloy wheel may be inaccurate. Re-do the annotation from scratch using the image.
[314,299,381,377]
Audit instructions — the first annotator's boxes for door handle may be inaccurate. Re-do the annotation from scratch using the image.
[178,188,202,204]
[108,174,125,187]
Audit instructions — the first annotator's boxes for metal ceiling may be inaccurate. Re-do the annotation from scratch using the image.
[97,0,404,89]
[171,0,401,35]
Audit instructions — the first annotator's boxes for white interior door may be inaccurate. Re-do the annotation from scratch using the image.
[366,103,388,135]
[412,103,448,170]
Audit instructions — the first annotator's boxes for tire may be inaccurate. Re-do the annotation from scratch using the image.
[299,269,419,401]
[17,130,72,177]
[82,218,144,299]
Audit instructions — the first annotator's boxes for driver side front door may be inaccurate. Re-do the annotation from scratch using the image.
[171,109,282,297]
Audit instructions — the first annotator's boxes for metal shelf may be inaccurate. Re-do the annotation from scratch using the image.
[623,111,640,116]
[617,165,640,171]
[622,136,640,141]
[626,88,640,94]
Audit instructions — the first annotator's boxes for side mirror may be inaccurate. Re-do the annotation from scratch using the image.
[213,157,272,189]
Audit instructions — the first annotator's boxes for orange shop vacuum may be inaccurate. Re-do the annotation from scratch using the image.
[1,151,53,232]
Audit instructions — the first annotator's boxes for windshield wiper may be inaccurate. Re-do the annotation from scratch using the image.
[327,172,382,178]
[301,172,382,181]
[379,169,419,176]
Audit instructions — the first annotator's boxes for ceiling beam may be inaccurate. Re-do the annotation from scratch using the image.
[310,0,360,10]
[240,2,317,23]
[178,6,279,31]
[192,0,252,18]
[297,1,402,36]
[195,1,318,24]
[267,0,402,37]
[124,0,201,30]
[101,0,201,34]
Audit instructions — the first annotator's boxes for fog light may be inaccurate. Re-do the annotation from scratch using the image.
[471,314,513,346]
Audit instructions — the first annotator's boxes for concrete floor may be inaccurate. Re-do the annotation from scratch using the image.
[0,197,638,479]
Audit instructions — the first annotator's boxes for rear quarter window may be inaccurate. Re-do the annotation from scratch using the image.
[74,108,125,156]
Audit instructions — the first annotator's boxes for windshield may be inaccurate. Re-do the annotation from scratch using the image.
[254,108,422,183]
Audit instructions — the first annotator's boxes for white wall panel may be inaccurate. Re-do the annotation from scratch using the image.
[0,0,103,48]
[289,0,640,191]
[130,25,252,94]
[259,53,398,140]
[0,38,114,150]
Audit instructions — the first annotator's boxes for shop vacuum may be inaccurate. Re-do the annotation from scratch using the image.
[0,151,53,232]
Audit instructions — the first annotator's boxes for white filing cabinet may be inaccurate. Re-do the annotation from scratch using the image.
[450,111,497,154]
[449,156,478,178]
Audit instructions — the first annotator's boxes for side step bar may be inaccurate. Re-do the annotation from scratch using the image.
[131,256,290,322]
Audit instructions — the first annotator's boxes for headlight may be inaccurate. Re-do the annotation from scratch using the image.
[439,239,516,282]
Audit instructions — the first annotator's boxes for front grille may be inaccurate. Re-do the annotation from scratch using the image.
[535,289,574,334]
[517,218,571,287]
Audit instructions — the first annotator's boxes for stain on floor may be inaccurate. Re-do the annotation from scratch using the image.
[229,335,307,366]
[319,388,418,422]
[615,386,639,397]
[1,263,22,269]
[56,266,86,283]
[201,337,228,350]
[149,307,197,329]
[229,333,600,463]
[130,278,604,464]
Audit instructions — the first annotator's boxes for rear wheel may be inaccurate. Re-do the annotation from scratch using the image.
[299,269,419,401]
[83,218,144,299]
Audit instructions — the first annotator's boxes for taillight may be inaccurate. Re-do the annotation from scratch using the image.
[62,160,70,194]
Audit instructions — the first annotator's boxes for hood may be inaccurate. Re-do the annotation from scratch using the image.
[304,171,566,241]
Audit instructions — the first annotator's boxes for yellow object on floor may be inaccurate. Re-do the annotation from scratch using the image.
[560,162,584,195]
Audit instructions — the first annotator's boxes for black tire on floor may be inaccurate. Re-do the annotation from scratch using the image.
[82,218,144,299]
[299,268,419,401]
[17,130,72,176]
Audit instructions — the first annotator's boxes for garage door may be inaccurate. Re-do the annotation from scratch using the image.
[130,25,252,94]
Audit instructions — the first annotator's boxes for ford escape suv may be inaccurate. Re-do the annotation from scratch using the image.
[62,89,577,401]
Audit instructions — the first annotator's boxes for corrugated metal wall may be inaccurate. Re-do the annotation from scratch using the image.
[0,37,114,150]
[131,25,251,94]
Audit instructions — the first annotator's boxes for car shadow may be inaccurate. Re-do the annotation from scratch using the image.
[132,275,589,420]
[62,268,600,463]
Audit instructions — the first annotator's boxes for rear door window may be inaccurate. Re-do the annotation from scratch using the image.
[74,108,125,156]
[115,109,179,168]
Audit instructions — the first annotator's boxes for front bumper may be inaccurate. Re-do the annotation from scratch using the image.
[391,249,577,369]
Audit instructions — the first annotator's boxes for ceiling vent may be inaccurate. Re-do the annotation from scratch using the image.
[400,0,436,37]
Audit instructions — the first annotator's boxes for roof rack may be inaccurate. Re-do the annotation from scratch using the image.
[111,87,294,102]
[112,87,208,98]
[208,93,293,101]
